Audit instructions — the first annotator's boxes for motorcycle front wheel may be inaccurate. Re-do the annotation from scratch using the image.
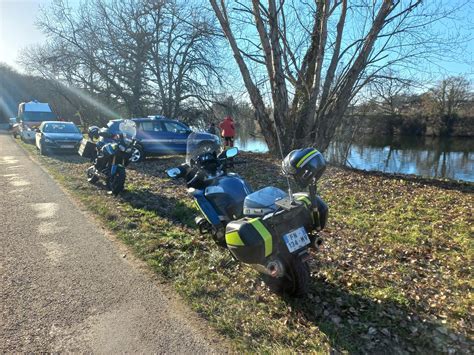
[108,168,126,196]
[262,255,310,297]
[87,166,99,184]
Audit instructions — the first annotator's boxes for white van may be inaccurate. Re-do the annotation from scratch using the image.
[18,100,58,142]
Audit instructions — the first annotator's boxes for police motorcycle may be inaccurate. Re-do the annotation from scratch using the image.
[79,120,137,196]
[166,133,328,296]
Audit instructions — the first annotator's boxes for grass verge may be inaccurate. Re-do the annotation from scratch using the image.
[19,139,473,353]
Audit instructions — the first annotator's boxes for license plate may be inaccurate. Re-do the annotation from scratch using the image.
[283,226,310,253]
[60,145,74,148]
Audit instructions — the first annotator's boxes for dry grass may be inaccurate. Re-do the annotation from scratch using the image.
[20,141,473,353]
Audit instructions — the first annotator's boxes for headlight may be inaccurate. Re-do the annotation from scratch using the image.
[44,138,53,143]
[119,144,126,152]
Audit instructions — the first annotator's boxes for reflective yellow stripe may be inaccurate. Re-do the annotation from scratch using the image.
[249,218,272,257]
[194,201,210,223]
[296,195,315,223]
[296,149,318,168]
[296,195,311,207]
[225,231,244,246]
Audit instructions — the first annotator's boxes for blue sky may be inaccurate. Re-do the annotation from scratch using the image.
[0,0,54,70]
[0,0,473,81]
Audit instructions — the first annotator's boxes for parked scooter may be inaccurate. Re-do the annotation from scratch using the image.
[166,133,328,296]
[79,120,137,196]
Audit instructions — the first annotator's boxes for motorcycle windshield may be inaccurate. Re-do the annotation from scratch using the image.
[119,120,137,140]
[186,132,221,164]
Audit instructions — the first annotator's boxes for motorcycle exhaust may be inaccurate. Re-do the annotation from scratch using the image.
[266,259,285,278]
[196,216,211,234]
[313,237,323,250]
[253,259,285,278]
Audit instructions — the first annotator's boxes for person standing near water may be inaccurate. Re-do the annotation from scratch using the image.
[219,115,235,148]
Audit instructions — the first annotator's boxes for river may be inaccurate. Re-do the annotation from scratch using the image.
[234,134,474,182]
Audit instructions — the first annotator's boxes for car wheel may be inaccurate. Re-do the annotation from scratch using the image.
[39,142,48,156]
[130,145,144,163]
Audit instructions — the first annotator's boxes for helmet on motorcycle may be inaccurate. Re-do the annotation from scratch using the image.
[98,127,112,139]
[88,126,100,140]
[282,147,326,188]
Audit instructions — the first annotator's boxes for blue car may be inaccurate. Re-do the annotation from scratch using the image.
[106,117,220,162]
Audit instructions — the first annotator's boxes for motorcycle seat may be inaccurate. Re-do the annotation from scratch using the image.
[243,186,288,217]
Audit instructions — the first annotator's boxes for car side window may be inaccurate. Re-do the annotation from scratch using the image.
[153,122,164,132]
[163,121,188,134]
[141,122,154,131]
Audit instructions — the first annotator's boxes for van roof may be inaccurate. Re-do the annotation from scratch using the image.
[42,121,75,125]
[24,101,52,112]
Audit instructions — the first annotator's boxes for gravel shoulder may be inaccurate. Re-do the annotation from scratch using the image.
[0,131,229,352]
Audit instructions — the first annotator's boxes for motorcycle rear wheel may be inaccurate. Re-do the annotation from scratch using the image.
[109,168,126,196]
[263,255,310,297]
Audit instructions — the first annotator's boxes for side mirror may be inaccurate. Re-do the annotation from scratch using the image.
[35,128,41,133]
[225,147,238,158]
[166,167,182,178]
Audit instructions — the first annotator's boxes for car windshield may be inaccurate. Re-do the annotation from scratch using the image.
[43,123,80,134]
[23,111,57,122]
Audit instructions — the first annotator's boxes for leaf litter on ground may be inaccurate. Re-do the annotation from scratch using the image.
[21,143,474,354]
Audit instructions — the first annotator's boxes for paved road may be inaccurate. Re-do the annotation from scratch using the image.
[0,132,226,352]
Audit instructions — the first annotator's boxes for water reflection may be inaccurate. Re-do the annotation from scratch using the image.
[234,134,474,182]
[234,137,269,153]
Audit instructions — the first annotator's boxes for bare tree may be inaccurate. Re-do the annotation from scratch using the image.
[369,69,412,117]
[428,76,472,117]
[210,0,470,154]
[21,0,224,122]
[146,1,223,118]
[21,0,152,117]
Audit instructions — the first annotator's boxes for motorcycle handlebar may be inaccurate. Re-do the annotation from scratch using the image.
[187,170,203,186]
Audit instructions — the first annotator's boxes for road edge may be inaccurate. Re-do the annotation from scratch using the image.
[10,133,233,353]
